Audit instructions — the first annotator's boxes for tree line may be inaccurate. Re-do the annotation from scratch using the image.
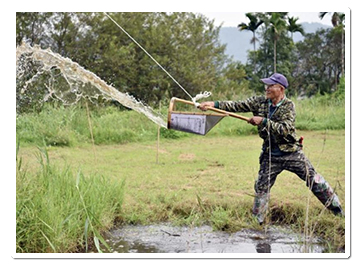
[16,12,345,111]
[239,12,345,96]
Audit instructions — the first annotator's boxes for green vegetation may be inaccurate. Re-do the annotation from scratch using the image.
[16,144,125,253]
[16,12,345,112]
[16,11,346,253]
[16,104,159,147]
[17,130,345,253]
[16,94,346,253]
[295,93,345,130]
[16,93,345,147]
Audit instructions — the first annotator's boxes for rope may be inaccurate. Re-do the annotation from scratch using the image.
[192,91,212,107]
[103,12,194,101]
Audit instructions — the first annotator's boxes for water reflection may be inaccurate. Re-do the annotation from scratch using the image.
[110,239,160,253]
[92,224,324,253]
[256,242,271,253]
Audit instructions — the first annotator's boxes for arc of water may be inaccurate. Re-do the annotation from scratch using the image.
[16,42,167,128]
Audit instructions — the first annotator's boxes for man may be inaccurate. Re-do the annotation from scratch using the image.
[199,73,344,224]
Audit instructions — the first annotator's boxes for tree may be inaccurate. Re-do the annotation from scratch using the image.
[319,12,344,27]
[16,12,230,110]
[243,13,295,93]
[238,13,263,74]
[294,28,344,96]
[319,12,345,76]
[49,12,79,57]
[287,16,304,40]
[267,13,288,73]
[241,12,344,97]
[16,12,53,47]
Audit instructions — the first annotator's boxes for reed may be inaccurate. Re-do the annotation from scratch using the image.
[294,95,345,131]
[16,144,125,253]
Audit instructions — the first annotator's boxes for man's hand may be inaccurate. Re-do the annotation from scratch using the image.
[249,116,264,126]
[199,101,215,111]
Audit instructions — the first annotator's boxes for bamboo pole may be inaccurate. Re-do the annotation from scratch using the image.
[156,102,161,164]
[85,100,97,162]
[169,97,250,122]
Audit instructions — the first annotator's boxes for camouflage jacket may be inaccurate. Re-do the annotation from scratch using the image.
[217,96,301,153]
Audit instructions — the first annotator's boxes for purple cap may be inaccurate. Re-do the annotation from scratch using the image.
[261,73,288,88]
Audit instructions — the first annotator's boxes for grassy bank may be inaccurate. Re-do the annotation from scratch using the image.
[17,130,346,253]
[16,145,125,253]
[16,94,345,147]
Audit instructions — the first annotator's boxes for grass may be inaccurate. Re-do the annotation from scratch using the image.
[16,94,345,147]
[294,95,345,131]
[16,144,125,253]
[17,130,346,253]
[16,94,346,253]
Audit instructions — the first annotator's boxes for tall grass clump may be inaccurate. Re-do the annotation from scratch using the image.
[294,93,345,131]
[16,92,345,147]
[16,144,125,253]
[16,104,162,147]
[16,105,81,146]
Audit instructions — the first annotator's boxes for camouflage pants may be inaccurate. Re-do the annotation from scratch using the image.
[252,150,343,223]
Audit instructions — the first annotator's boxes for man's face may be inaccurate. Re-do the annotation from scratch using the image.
[265,84,283,100]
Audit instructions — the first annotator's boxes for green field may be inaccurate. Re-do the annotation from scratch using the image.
[17,129,346,253]
[16,94,346,253]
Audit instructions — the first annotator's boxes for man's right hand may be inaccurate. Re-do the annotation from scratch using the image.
[199,101,215,111]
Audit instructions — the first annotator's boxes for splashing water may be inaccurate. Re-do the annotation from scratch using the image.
[16,42,167,128]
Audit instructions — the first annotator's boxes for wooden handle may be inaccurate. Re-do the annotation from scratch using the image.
[206,107,250,122]
[169,97,250,122]
[169,97,195,107]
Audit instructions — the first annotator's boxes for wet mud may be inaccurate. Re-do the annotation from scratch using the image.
[95,224,325,253]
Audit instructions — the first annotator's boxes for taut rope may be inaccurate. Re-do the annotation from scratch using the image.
[104,12,211,105]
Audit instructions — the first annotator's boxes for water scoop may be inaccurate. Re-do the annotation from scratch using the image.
[167,97,250,135]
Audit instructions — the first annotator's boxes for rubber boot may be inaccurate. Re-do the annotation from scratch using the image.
[252,192,269,224]
[309,174,344,217]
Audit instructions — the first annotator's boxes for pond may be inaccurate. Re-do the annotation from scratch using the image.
[92,224,326,253]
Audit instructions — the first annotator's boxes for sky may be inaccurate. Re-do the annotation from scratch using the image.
[200,12,334,28]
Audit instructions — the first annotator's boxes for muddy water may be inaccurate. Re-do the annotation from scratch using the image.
[95,224,325,253]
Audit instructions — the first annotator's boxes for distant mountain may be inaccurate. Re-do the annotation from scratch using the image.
[219,22,331,63]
